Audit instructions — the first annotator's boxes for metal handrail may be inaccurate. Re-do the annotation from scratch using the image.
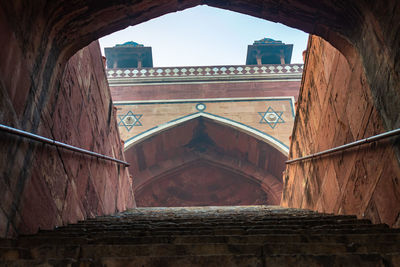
[286,128,400,164]
[0,123,130,167]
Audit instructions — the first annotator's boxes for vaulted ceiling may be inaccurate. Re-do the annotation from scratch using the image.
[125,117,286,206]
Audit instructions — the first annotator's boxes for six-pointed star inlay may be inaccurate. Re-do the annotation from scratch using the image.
[258,107,285,129]
[118,111,142,131]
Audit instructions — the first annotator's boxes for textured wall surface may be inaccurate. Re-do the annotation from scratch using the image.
[135,160,270,207]
[282,36,400,227]
[0,42,135,238]
[110,79,301,102]
[0,0,399,234]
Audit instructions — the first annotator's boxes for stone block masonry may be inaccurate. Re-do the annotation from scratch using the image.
[108,63,300,207]
[282,36,400,227]
[0,41,135,238]
[0,0,399,238]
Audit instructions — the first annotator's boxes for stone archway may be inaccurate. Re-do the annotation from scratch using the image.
[124,112,290,155]
[0,0,399,235]
[1,0,398,135]
[125,116,286,207]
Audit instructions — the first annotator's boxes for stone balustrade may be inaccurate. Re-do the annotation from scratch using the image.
[107,64,303,79]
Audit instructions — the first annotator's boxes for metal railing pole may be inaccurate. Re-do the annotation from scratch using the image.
[0,123,130,167]
[286,128,400,164]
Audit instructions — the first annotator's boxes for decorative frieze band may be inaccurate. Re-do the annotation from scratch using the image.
[106,64,303,79]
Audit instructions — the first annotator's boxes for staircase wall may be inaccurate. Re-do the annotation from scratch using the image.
[0,41,135,238]
[282,36,400,227]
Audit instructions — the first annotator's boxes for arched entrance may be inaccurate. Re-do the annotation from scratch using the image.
[0,0,399,235]
[1,1,397,148]
[125,116,286,206]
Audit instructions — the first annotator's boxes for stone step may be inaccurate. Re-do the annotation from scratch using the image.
[97,253,400,267]
[15,226,400,244]
[29,226,395,240]
[0,248,31,261]
[263,253,400,267]
[79,215,359,224]
[47,224,378,234]
[35,222,389,237]
[1,206,399,266]
[98,255,261,267]
[11,232,400,248]
[3,240,399,261]
[0,258,93,267]
[1,249,399,266]
[26,242,400,260]
[1,253,393,267]
[86,233,400,245]
[63,218,373,230]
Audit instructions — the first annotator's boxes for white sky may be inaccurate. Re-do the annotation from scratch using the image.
[99,5,309,67]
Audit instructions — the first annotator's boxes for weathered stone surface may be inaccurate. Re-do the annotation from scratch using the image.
[1,206,400,266]
[110,80,301,101]
[135,161,270,207]
[282,36,400,227]
[0,0,399,238]
[0,41,135,238]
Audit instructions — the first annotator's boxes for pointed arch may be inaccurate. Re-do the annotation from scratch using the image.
[124,113,287,206]
[124,112,289,155]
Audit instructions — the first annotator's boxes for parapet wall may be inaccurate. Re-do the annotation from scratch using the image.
[282,36,400,227]
[0,41,135,237]
[108,64,302,101]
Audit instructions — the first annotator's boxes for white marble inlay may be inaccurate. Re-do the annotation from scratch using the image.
[107,64,303,80]
[220,67,227,75]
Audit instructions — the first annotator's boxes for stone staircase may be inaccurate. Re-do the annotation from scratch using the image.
[1,206,400,266]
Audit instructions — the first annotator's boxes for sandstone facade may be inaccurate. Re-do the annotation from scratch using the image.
[0,0,399,236]
[282,36,400,227]
[0,42,135,237]
[108,64,300,207]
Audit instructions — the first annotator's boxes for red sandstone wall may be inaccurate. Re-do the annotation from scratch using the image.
[282,36,400,227]
[0,41,135,238]
[110,81,301,101]
[135,161,269,207]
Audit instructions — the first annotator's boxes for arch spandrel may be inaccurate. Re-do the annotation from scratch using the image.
[119,97,296,156]
[124,113,289,155]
